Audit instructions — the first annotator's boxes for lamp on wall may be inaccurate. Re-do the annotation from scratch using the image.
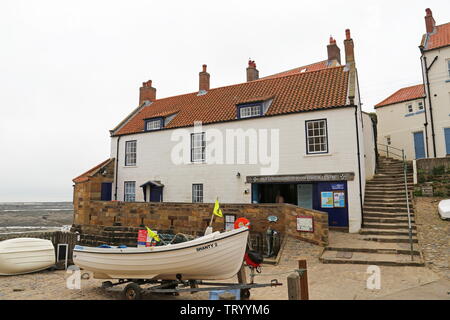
[236,172,241,178]
[244,189,250,194]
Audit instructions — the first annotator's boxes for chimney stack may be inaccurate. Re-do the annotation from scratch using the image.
[246,60,259,82]
[199,64,210,91]
[344,29,355,67]
[139,80,156,105]
[327,36,341,65]
[425,8,436,33]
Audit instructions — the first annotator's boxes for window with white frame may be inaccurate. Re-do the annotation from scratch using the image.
[306,119,328,154]
[124,181,136,202]
[417,101,424,111]
[191,133,206,162]
[239,104,262,118]
[145,119,162,131]
[125,141,137,166]
[192,184,203,203]
[407,104,413,113]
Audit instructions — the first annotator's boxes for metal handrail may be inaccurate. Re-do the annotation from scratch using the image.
[401,150,414,261]
[377,143,414,261]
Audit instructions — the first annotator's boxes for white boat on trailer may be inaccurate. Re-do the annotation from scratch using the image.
[73,227,250,281]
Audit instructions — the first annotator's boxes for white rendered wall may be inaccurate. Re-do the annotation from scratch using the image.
[376,98,427,160]
[362,112,376,181]
[111,107,367,233]
[422,46,450,158]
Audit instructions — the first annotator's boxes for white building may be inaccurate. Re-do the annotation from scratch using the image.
[77,30,376,233]
[376,8,450,160]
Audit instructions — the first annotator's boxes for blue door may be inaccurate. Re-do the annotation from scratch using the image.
[150,187,163,202]
[413,132,426,159]
[100,183,112,201]
[314,182,349,228]
[445,128,450,156]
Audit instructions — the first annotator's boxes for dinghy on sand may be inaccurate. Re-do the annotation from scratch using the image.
[0,238,56,276]
[73,227,249,280]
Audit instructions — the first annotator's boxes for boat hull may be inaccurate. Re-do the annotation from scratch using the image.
[0,238,56,276]
[73,228,249,280]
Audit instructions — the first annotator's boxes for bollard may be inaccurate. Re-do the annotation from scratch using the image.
[298,259,309,300]
[287,273,301,300]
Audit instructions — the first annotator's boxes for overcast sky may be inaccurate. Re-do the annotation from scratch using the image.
[0,0,449,202]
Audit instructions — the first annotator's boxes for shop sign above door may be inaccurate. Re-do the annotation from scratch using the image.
[246,172,355,184]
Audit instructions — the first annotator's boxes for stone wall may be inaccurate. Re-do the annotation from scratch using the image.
[72,201,329,247]
[417,157,450,174]
[73,159,115,225]
[415,157,450,197]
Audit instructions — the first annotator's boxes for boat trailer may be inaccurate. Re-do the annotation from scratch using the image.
[101,275,283,300]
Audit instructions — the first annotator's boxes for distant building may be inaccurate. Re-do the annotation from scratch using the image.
[376,8,450,160]
[74,30,376,233]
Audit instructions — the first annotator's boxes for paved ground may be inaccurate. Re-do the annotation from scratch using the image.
[0,234,447,300]
[414,197,450,279]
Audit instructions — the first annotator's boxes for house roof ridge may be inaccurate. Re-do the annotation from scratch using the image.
[375,84,425,108]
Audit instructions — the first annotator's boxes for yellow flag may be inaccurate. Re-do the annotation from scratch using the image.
[213,199,223,218]
[146,227,160,242]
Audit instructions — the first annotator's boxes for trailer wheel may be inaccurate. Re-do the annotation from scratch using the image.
[241,289,251,300]
[123,283,143,300]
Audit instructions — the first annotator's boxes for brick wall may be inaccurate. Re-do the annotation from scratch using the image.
[72,200,328,246]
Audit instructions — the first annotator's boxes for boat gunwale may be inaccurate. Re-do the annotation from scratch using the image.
[73,227,249,255]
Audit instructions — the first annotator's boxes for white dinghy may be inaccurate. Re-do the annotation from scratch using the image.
[0,238,56,276]
[438,199,450,220]
[73,227,249,280]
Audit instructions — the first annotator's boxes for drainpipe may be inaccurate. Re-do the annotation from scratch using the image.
[354,70,364,229]
[422,55,438,158]
[353,105,364,229]
[114,136,121,200]
[420,57,430,158]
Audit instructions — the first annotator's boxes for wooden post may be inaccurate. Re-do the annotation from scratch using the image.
[298,259,309,300]
[287,273,301,300]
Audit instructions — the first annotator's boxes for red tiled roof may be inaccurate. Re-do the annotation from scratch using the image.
[375,84,425,109]
[114,66,350,136]
[422,23,450,51]
[261,60,331,80]
[73,159,113,183]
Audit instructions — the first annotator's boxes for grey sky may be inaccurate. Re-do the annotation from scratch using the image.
[0,0,449,202]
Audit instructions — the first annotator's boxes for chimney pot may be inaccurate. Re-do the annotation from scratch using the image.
[246,60,259,82]
[425,8,436,33]
[199,64,210,91]
[345,29,351,40]
[327,36,341,65]
[344,29,355,66]
[139,80,156,105]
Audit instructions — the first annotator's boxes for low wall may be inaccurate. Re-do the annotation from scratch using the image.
[73,201,329,246]
[417,157,450,174]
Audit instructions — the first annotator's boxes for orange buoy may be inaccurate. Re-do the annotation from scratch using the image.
[234,217,250,229]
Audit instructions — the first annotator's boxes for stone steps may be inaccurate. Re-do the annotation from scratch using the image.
[320,248,424,267]
[364,206,414,213]
[364,216,415,224]
[364,212,415,219]
[360,228,417,236]
[363,223,416,230]
[361,235,419,244]
[364,201,410,208]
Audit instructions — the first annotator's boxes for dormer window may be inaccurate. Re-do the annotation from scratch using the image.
[144,118,163,131]
[239,104,262,118]
[236,98,273,120]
